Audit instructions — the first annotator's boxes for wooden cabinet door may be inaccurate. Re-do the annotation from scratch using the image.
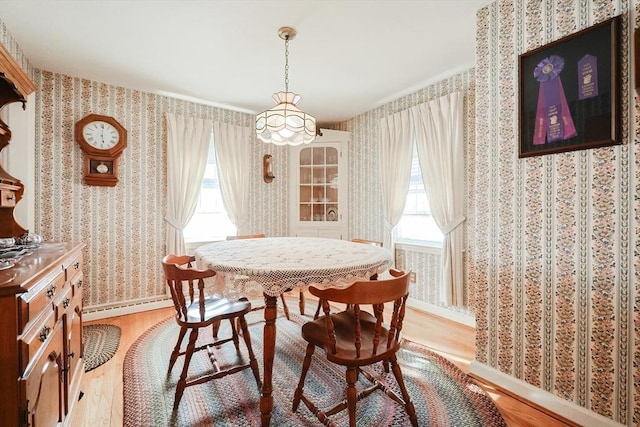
[20,323,64,427]
[63,302,83,416]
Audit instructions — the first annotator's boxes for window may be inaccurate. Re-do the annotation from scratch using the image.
[183,135,236,243]
[395,144,443,246]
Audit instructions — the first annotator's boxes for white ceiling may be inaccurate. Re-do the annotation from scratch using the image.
[0,0,490,125]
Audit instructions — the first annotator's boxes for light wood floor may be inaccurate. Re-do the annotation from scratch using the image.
[73,297,577,427]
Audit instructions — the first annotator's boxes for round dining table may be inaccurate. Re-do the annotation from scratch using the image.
[194,236,394,426]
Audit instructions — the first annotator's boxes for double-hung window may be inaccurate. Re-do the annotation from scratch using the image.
[183,135,236,244]
[395,144,443,246]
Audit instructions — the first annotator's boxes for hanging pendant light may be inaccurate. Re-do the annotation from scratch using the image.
[256,26,316,146]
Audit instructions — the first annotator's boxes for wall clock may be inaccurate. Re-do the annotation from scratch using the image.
[74,114,127,186]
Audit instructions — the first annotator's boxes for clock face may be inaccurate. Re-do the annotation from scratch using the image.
[82,121,120,150]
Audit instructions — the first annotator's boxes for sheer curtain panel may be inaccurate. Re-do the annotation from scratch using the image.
[165,114,213,255]
[212,122,252,235]
[378,110,414,249]
[412,92,465,306]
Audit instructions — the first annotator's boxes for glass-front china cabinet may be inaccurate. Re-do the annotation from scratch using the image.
[289,129,350,239]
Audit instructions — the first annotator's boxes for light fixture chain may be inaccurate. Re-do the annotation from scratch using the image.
[284,36,289,93]
[256,26,316,146]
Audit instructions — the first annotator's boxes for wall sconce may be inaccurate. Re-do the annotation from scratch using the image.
[263,154,275,183]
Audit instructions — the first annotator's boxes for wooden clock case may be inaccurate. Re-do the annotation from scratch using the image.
[74,114,127,187]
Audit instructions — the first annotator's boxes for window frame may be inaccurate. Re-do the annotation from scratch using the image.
[183,133,237,245]
[394,143,443,248]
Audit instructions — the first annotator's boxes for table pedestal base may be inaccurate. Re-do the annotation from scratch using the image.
[260,294,278,426]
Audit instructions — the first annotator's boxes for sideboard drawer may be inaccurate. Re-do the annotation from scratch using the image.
[64,253,82,281]
[17,270,65,335]
[53,283,73,322]
[0,188,17,207]
[18,308,57,374]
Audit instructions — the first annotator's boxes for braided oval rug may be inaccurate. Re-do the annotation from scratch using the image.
[123,308,506,427]
[83,324,121,372]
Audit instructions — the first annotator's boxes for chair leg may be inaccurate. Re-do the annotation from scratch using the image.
[389,355,418,427]
[313,298,323,319]
[280,294,291,320]
[299,290,305,315]
[229,317,240,352]
[345,367,358,427]
[313,299,348,319]
[168,326,187,373]
[174,328,199,410]
[212,319,221,337]
[238,315,262,390]
[292,343,315,412]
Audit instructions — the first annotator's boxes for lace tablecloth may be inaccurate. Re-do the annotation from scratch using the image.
[194,237,394,297]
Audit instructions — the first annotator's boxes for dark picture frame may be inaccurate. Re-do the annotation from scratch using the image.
[518,16,621,158]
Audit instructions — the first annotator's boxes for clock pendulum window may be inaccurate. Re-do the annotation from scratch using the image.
[74,114,127,186]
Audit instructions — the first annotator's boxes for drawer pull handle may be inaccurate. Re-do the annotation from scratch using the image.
[74,261,80,270]
[39,326,51,342]
[6,195,13,201]
[46,285,56,298]
[68,351,75,359]
[77,279,83,288]
[62,298,70,308]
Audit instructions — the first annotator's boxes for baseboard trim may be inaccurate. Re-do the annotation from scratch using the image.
[83,298,173,322]
[469,361,625,427]
[407,298,475,328]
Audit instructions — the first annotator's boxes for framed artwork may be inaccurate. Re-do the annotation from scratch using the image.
[518,16,621,158]
[635,26,640,94]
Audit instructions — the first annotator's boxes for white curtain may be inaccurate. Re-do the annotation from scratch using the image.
[212,122,252,235]
[378,110,414,249]
[165,113,212,256]
[412,92,465,306]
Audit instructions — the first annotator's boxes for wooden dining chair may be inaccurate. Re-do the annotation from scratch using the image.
[350,238,383,247]
[225,233,267,240]
[351,238,382,280]
[292,269,418,427]
[162,254,261,409]
[226,234,293,320]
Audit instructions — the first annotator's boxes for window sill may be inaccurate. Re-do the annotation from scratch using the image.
[395,240,443,253]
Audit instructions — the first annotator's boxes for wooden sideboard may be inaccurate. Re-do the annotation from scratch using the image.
[0,242,85,427]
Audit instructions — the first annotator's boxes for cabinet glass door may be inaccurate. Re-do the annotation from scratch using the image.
[299,146,339,222]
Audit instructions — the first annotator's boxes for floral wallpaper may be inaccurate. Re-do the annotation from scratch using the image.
[3,0,639,422]
[31,69,290,310]
[340,71,476,308]
[0,16,471,315]
[472,0,637,424]
[29,65,462,313]
[29,70,461,313]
